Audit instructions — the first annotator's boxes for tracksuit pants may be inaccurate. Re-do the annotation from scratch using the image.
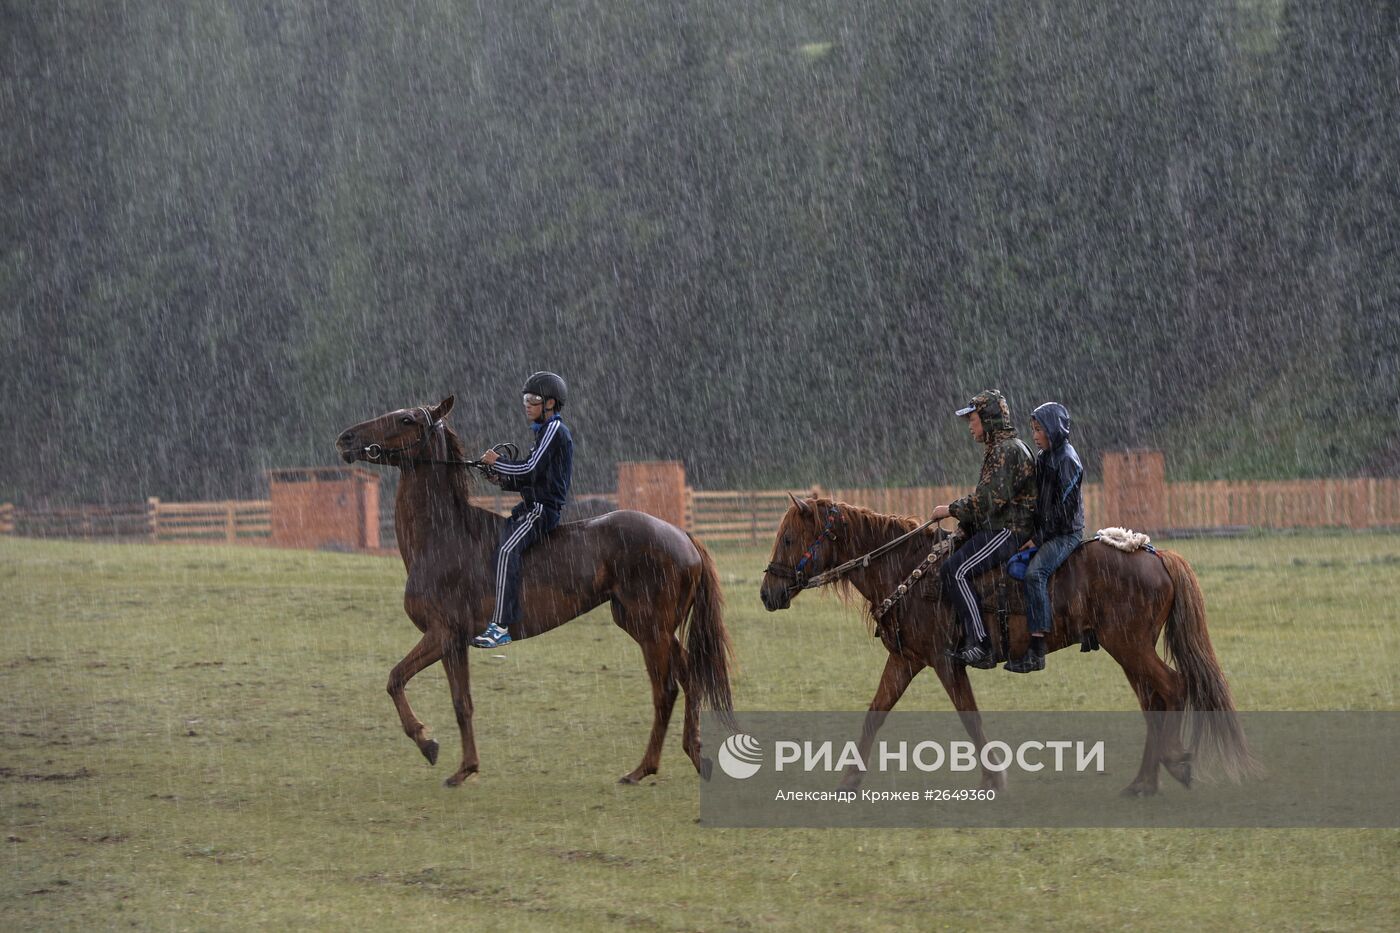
[490,502,560,629]
[939,527,1026,643]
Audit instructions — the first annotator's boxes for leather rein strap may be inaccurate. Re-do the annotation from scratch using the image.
[767,506,939,593]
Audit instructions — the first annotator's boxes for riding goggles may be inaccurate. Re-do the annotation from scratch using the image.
[523,393,544,406]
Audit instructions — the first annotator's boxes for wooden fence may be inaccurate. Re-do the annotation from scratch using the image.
[2,498,271,544]
[4,478,1398,551]
[684,478,1399,545]
[151,499,271,544]
[685,484,1104,545]
[1164,478,1400,531]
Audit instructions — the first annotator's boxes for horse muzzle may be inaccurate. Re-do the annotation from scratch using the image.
[335,430,364,463]
[759,581,793,612]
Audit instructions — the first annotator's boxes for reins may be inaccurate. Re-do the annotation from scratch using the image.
[802,518,939,590]
[359,407,514,474]
[767,505,942,593]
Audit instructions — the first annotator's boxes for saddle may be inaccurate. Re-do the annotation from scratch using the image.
[910,548,1100,661]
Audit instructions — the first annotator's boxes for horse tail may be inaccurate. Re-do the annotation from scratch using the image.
[683,534,737,731]
[1158,548,1259,781]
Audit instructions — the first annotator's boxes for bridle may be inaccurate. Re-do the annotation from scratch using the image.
[360,407,512,472]
[766,504,942,595]
[765,505,842,591]
[360,407,440,463]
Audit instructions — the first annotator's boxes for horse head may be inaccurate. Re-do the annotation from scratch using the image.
[760,494,842,612]
[336,396,455,465]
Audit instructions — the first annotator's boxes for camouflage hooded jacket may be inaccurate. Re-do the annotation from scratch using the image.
[948,390,1036,541]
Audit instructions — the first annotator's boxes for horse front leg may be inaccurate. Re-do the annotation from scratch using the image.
[387,634,443,765]
[440,629,480,787]
[934,660,1007,792]
[837,654,924,791]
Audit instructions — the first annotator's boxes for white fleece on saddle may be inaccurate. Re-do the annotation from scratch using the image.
[1094,526,1153,552]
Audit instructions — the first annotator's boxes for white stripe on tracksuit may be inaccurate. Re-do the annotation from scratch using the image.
[491,419,560,475]
[490,503,544,627]
[953,527,1013,641]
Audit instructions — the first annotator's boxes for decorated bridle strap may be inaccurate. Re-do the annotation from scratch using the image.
[778,516,940,592]
[873,536,953,621]
[765,506,840,582]
[794,506,841,577]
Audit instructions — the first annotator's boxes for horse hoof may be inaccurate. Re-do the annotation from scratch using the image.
[444,771,478,788]
[618,774,640,785]
[1120,784,1156,798]
[698,757,714,782]
[422,740,439,766]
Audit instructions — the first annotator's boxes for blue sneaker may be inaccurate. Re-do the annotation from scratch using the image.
[471,622,512,649]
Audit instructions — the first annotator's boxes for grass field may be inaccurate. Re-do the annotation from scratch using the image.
[2,533,1397,931]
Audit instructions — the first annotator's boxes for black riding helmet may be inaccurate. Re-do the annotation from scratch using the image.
[523,371,567,412]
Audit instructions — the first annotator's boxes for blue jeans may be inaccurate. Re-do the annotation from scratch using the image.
[490,502,560,628]
[1024,533,1080,635]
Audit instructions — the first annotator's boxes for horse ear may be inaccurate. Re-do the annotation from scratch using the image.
[431,395,455,421]
[788,493,811,516]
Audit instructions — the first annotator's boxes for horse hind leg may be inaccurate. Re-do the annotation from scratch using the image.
[1103,632,1188,796]
[1137,649,1193,789]
[387,634,443,766]
[614,601,680,785]
[669,636,708,778]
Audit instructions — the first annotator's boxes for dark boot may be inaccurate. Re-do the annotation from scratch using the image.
[1005,637,1047,674]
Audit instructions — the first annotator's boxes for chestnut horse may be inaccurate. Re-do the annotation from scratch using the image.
[760,497,1254,796]
[336,397,734,786]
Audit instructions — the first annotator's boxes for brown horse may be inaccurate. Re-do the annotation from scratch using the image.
[760,496,1255,796]
[336,396,734,786]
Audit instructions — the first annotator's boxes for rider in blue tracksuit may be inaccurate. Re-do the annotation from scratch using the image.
[471,371,573,649]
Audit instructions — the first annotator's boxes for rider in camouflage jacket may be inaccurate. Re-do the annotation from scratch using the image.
[936,389,1036,668]
[947,390,1036,542]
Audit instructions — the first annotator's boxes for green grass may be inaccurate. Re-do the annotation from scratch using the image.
[1,533,1397,931]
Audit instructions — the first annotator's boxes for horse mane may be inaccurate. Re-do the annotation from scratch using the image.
[812,496,920,543]
[806,497,923,629]
[437,424,478,515]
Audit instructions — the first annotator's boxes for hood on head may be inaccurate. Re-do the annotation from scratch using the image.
[957,389,1013,437]
[1031,401,1071,448]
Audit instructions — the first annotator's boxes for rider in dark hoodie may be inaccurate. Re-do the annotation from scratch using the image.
[1006,401,1084,673]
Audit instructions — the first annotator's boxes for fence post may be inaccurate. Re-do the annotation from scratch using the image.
[1355,476,1377,526]
[146,498,160,541]
[0,503,12,535]
[225,503,236,543]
